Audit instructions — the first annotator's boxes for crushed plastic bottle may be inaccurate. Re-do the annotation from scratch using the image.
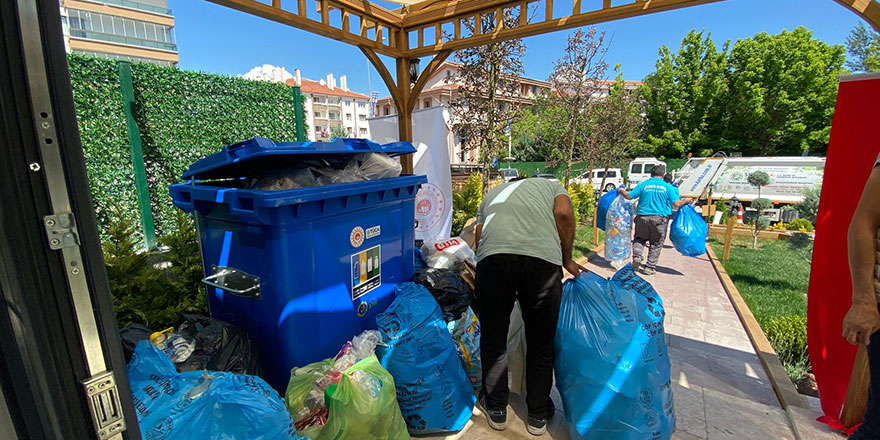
[604,195,634,269]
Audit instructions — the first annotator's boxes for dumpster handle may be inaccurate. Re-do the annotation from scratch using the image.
[202,266,261,299]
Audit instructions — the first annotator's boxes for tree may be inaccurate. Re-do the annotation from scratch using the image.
[796,186,821,224]
[546,28,610,188]
[330,124,349,139]
[748,171,772,249]
[845,22,880,73]
[450,11,526,190]
[592,68,644,187]
[723,27,846,156]
[640,30,729,157]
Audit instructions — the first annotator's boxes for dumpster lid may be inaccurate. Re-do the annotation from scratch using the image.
[181,137,417,180]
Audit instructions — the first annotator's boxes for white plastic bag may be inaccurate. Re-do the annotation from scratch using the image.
[420,238,475,270]
[507,302,527,396]
[347,153,401,180]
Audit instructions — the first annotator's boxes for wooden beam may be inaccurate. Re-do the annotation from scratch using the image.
[342,10,350,32]
[405,0,725,57]
[475,13,482,35]
[329,0,402,26]
[454,17,461,39]
[360,46,402,110]
[573,0,581,15]
[298,0,306,15]
[207,0,403,57]
[840,344,871,428]
[834,0,880,32]
[272,0,280,8]
[603,0,611,9]
[418,27,424,47]
[496,7,503,32]
[435,22,442,43]
[321,0,329,24]
[519,0,528,26]
[408,49,452,111]
[403,0,521,27]
[395,56,414,173]
[545,0,553,21]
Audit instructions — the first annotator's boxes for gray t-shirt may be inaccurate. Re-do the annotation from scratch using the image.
[476,178,569,265]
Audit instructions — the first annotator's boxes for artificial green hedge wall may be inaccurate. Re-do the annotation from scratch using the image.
[68,54,304,237]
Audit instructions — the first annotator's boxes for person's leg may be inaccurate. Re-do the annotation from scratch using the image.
[632,215,649,264]
[476,254,517,411]
[645,216,669,270]
[849,304,880,439]
[515,255,563,420]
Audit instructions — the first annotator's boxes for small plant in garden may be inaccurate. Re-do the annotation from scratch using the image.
[788,232,814,262]
[796,186,821,225]
[452,173,483,236]
[567,182,596,226]
[786,218,814,233]
[714,199,729,224]
[329,124,350,139]
[765,315,809,383]
[750,198,773,249]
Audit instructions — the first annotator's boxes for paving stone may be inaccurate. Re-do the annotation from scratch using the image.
[703,388,794,440]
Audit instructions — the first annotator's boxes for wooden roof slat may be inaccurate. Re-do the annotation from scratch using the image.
[402,0,520,28]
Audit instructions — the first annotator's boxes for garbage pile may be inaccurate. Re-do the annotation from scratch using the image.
[555,265,675,440]
[285,330,408,439]
[247,153,401,190]
[605,194,634,269]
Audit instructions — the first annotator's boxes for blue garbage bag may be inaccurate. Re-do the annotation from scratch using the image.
[670,204,708,257]
[554,266,675,440]
[604,195,634,267]
[376,283,475,434]
[596,190,618,231]
[128,341,299,440]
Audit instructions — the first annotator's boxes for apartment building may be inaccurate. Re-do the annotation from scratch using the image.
[375,61,642,164]
[285,71,372,142]
[60,0,179,67]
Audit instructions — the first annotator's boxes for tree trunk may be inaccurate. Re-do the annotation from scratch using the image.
[753,227,759,250]
[483,52,498,194]
[564,132,576,189]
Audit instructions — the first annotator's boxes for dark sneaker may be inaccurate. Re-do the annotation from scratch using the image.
[639,266,657,276]
[527,399,556,436]
[478,394,507,431]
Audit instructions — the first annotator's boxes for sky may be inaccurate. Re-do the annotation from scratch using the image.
[170,0,863,98]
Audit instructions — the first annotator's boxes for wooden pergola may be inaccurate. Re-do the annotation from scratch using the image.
[209,0,880,173]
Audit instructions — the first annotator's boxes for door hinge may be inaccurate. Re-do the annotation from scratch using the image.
[82,371,127,440]
[43,212,79,250]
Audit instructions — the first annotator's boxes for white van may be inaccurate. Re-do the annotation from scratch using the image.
[573,168,624,191]
[627,158,667,188]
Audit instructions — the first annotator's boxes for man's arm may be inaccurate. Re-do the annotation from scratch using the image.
[555,194,586,276]
[617,187,633,200]
[672,198,694,208]
[843,166,880,345]
[474,224,482,251]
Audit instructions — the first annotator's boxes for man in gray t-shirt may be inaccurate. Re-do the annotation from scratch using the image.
[473,177,585,435]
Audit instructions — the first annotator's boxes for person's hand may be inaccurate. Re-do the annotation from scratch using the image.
[842,299,880,345]
[563,260,587,277]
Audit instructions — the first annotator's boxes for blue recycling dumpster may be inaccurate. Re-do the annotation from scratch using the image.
[169,137,426,391]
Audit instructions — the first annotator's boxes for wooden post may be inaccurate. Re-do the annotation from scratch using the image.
[395,56,413,174]
[840,344,871,427]
[722,210,736,261]
[117,61,157,250]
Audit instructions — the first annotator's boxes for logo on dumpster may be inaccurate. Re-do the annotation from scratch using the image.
[415,183,447,234]
[350,226,365,248]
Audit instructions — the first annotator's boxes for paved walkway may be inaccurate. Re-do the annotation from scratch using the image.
[428,238,839,440]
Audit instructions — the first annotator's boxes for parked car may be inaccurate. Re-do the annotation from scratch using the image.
[572,168,624,191]
[538,173,560,183]
[627,157,666,188]
[499,168,519,182]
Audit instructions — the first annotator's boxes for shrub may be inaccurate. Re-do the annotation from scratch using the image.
[765,315,809,381]
[786,218,814,232]
[714,199,729,223]
[796,186,821,225]
[568,182,595,226]
[452,173,483,236]
[103,208,207,329]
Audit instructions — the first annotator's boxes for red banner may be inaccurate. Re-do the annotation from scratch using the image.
[809,74,880,428]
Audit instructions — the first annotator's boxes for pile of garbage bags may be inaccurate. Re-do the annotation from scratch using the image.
[670,204,708,257]
[120,315,261,376]
[247,153,401,191]
[605,195,634,269]
[376,283,476,434]
[555,265,675,440]
[285,330,408,439]
[128,341,299,440]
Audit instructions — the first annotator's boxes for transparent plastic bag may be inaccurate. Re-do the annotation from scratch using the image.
[347,153,402,180]
[605,196,634,269]
[420,238,475,270]
[249,167,318,190]
[314,167,365,186]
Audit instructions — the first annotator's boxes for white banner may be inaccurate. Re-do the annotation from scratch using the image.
[368,107,453,241]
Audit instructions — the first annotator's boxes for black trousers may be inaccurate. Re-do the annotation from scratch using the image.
[476,254,562,419]
[850,304,880,440]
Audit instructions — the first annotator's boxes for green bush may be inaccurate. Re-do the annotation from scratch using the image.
[568,182,595,226]
[452,173,483,236]
[765,315,809,380]
[714,199,729,223]
[68,54,305,238]
[786,218,814,232]
[796,186,821,225]
[103,208,207,329]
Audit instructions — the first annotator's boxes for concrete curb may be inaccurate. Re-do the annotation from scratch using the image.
[706,245,809,440]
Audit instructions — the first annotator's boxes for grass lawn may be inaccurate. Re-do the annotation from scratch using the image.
[573,224,605,260]
[708,236,810,326]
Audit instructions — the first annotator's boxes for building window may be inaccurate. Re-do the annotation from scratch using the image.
[424,99,431,108]
[67,9,177,51]
[359,114,366,121]
[346,113,352,121]
[359,127,368,134]
[384,107,390,116]
[446,70,452,80]
[315,111,323,118]
[313,96,322,103]
[329,112,340,120]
